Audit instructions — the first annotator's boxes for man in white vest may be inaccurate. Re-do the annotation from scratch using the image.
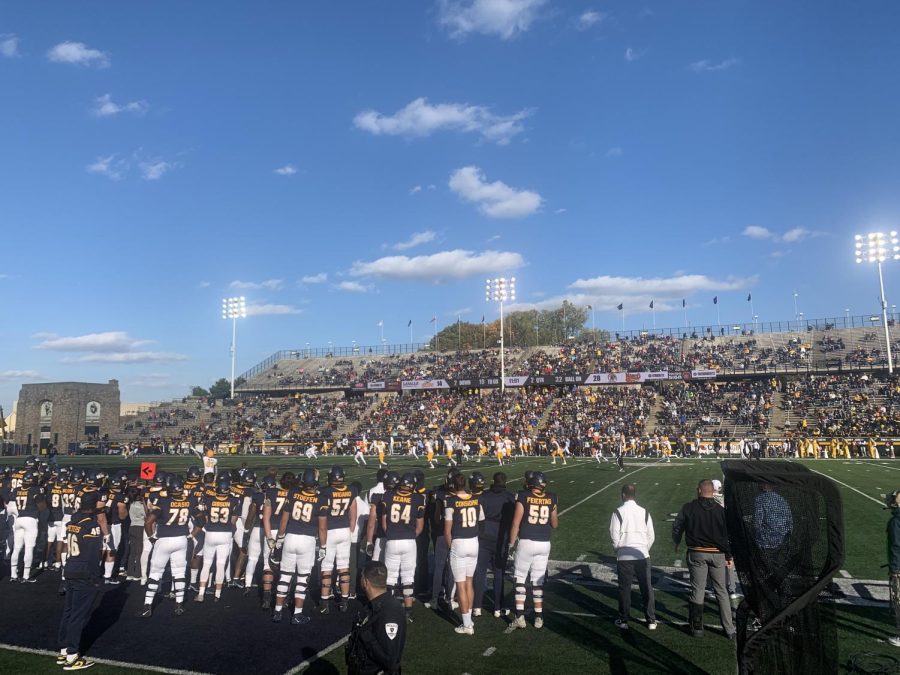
[609,483,656,630]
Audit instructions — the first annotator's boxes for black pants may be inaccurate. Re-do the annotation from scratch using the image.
[430,536,451,603]
[127,526,144,579]
[349,542,360,597]
[616,558,655,622]
[57,576,101,654]
[414,533,429,597]
[473,538,505,612]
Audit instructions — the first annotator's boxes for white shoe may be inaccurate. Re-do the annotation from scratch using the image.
[493,610,502,618]
[454,624,475,635]
[472,608,481,617]
[504,615,527,634]
[534,615,544,629]
[647,621,658,630]
[451,601,459,611]
[889,636,900,647]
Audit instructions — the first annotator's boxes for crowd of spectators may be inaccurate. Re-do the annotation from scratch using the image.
[543,386,656,441]
[783,374,900,437]
[445,389,551,438]
[657,380,776,438]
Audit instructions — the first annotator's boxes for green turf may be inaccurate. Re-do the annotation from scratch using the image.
[4,454,900,674]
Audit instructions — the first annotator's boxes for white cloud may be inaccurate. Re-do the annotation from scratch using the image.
[393,231,437,251]
[300,273,328,284]
[555,208,567,214]
[351,249,524,281]
[354,97,529,145]
[770,250,790,259]
[0,34,20,58]
[625,47,643,62]
[127,373,176,388]
[577,10,605,30]
[86,155,128,180]
[439,0,547,39]
[0,370,40,381]
[93,94,148,117]
[703,236,731,247]
[35,331,151,353]
[568,274,755,296]
[742,225,815,244]
[274,164,297,176]
[409,185,422,195]
[229,279,284,291]
[449,166,542,218]
[742,225,773,240]
[606,146,623,157]
[335,281,371,293]
[509,273,757,313]
[140,160,173,181]
[782,227,811,243]
[689,58,740,73]
[63,352,187,364]
[486,234,501,243]
[47,41,110,67]
[246,303,303,316]
[197,281,211,288]
[447,307,473,317]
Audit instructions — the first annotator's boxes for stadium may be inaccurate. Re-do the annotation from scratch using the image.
[4,2,900,674]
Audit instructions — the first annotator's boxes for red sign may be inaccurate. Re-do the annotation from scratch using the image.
[140,462,157,481]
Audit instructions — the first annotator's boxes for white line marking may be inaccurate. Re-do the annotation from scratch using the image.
[551,611,723,629]
[839,570,851,578]
[284,635,349,674]
[0,643,212,675]
[558,461,660,517]
[576,554,586,562]
[875,464,900,473]
[807,467,885,506]
[482,647,496,657]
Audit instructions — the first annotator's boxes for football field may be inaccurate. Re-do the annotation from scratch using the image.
[2,454,900,674]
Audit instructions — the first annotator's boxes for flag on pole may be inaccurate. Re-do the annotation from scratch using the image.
[617,303,623,311]
[407,319,412,327]
[430,315,436,323]
[747,293,752,302]
[586,304,592,310]
[682,299,686,308]
[713,296,718,305]
[649,300,654,309]
[481,315,485,324]
[377,320,383,327]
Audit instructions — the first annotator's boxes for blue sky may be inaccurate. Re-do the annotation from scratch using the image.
[2,0,900,409]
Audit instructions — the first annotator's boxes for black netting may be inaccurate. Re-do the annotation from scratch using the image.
[722,460,844,675]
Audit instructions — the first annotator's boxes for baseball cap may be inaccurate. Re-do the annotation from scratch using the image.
[711,479,723,492]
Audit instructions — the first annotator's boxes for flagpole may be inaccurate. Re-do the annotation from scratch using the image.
[652,305,656,329]
[591,307,595,335]
[409,322,413,345]
[717,305,721,326]
[457,316,461,350]
[621,307,625,333]
[750,299,755,323]
[379,321,384,344]
[683,301,687,329]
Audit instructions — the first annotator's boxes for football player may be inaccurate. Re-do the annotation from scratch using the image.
[46,469,68,570]
[261,471,293,609]
[426,469,459,610]
[105,471,131,583]
[10,469,45,582]
[365,469,389,562]
[505,471,558,632]
[382,472,425,623]
[317,466,358,613]
[425,439,435,469]
[241,475,266,592]
[142,477,197,616]
[353,440,367,466]
[444,472,484,635]
[196,475,239,602]
[272,468,320,625]
[229,471,255,589]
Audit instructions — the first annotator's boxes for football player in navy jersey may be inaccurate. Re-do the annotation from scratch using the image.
[10,470,45,582]
[381,473,425,623]
[105,471,131,583]
[241,476,266,593]
[143,477,198,617]
[317,466,358,613]
[46,470,68,571]
[365,469,389,562]
[196,475,239,602]
[56,491,103,671]
[505,471,558,632]
[261,472,293,609]
[444,473,485,635]
[273,468,320,625]
[426,469,459,609]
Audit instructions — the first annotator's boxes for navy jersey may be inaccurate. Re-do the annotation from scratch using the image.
[152,495,197,538]
[10,470,25,492]
[445,493,484,539]
[383,490,425,541]
[64,514,103,578]
[203,493,239,533]
[76,485,108,515]
[61,484,79,516]
[317,484,359,530]
[249,490,264,528]
[285,488,320,536]
[48,482,66,521]
[109,490,131,525]
[13,486,44,518]
[516,490,558,542]
[427,486,449,533]
[0,477,12,502]
[265,487,289,532]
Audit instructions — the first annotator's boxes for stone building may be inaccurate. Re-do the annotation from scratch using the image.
[14,380,121,453]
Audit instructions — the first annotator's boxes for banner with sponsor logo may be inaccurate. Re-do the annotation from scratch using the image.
[401,379,451,391]
[503,376,529,388]
[366,381,386,390]
[690,369,717,380]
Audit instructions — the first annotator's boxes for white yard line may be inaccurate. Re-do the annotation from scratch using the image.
[807,467,885,506]
[482,647,496,657]
[283,635,350,674]
[558,462,660,517]
[0,643,213,675]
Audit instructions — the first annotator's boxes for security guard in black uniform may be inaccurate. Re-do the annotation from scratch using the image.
[346,561,406,675]
[56,491,103,670]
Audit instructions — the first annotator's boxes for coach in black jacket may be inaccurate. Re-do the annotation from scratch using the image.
[472,472,514,617]
[672,479,736,639]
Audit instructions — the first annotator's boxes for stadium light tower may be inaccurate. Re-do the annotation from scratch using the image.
[486,277,515,393]
[855,232,899,374]
[221,297,247,398]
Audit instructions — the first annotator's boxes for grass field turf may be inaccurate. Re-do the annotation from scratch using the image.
[3,454,900,674]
